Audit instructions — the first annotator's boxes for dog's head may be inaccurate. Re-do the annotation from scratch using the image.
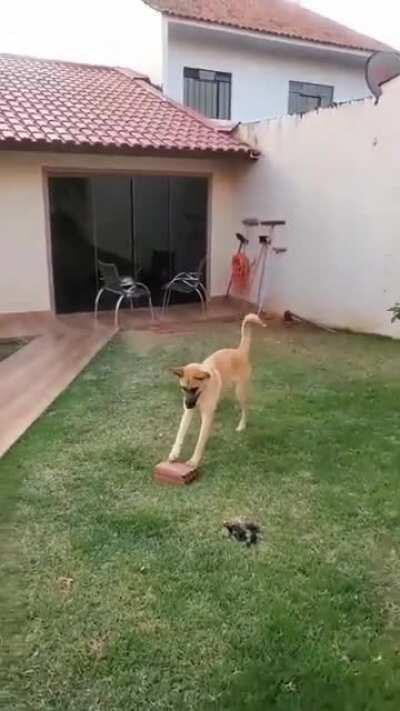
[172,364,210,409]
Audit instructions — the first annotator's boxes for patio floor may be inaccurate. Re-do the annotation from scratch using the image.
[0,314,115,459]
[0,298,249,458]
[0,298,248,338]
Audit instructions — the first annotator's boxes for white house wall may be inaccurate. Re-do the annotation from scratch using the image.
[0,157,50,314]
[166,24,368,122]
[0,151,237,314]
[234,77,400,337]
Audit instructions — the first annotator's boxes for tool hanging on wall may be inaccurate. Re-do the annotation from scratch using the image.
[226,218,259,297]
[231,245,251,292]
[226,232,249,297]
[254,220,286,314]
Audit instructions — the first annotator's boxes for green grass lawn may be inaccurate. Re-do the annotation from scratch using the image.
[2,322,400,710]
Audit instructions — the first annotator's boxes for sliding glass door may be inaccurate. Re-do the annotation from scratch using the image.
[91,176,133,312]
[170,176,207,279]
[134,176,170,305]
[49,178,95,313]
[48,174,208,313]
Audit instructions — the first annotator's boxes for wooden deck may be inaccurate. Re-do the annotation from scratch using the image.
[0,315,115,459]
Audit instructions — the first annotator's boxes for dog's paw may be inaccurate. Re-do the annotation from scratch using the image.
[236,422,246,433]
[168,450,180,462]
[186,458,200,469]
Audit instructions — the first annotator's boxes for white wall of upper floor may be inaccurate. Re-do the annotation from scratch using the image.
[121,9,371,122]
[164,20,370,122]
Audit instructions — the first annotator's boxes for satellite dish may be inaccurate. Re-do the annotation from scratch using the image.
[365,51,400,103]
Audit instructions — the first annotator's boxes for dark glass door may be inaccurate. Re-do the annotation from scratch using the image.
[169,176,207,284]
[49,178,95,313]
[49,174,208,313]
[92,176,132,272]
[133,175,208,305]
[92,176,133,311]
[134,176,170,305]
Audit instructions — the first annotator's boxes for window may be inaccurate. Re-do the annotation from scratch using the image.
[183,67,231,120]
[288,81,334,115]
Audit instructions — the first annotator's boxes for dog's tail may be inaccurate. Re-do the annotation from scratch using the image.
[239,313,266,352]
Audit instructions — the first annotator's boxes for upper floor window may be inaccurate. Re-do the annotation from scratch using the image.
[288,81,334,115]
[183,67,232,120]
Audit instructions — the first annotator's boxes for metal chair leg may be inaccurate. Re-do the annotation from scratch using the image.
[114,294,126,329]
[148,294,155,321]
[162,288,170,315]
[94,288,105,319]
[166,289,173,312]
[195,288,206,313]
[198,283,208,310]
[133,284,156,321]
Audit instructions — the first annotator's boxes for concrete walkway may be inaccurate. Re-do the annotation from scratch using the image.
[0,315,115,458]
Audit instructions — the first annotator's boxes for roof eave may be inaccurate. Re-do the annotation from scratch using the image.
[165,15,389,56]
[0,139,258,160]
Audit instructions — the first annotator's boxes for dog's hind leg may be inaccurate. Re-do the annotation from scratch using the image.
[235,379,248,432]
[169,408,194,462]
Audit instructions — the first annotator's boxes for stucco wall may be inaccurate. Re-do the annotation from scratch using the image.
[0,151,237,314]
[166,23,368,122]
[0,157,50,313]
[234,77,400,337]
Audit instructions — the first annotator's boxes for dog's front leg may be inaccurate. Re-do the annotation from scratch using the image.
[187,410,214,469]
[168,407,194,462]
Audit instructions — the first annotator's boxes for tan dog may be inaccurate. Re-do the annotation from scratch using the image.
[169,314,265,468]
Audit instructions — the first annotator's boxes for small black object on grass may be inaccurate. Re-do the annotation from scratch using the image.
[223,520,261,547]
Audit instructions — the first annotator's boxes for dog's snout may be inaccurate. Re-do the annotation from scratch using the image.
[183,387,199,409]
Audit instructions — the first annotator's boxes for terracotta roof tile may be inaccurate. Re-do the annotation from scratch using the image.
[145,0,388,52]
[0,53,254,157]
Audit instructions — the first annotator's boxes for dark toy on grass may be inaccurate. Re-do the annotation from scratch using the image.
[223,519,262,546]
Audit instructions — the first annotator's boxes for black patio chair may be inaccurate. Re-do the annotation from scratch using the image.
[94,260,154,327]
[162,256,207,315]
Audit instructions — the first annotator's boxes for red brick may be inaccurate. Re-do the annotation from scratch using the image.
[154,461,198,485]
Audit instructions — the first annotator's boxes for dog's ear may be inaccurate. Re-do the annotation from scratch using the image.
[172,367,184,378]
